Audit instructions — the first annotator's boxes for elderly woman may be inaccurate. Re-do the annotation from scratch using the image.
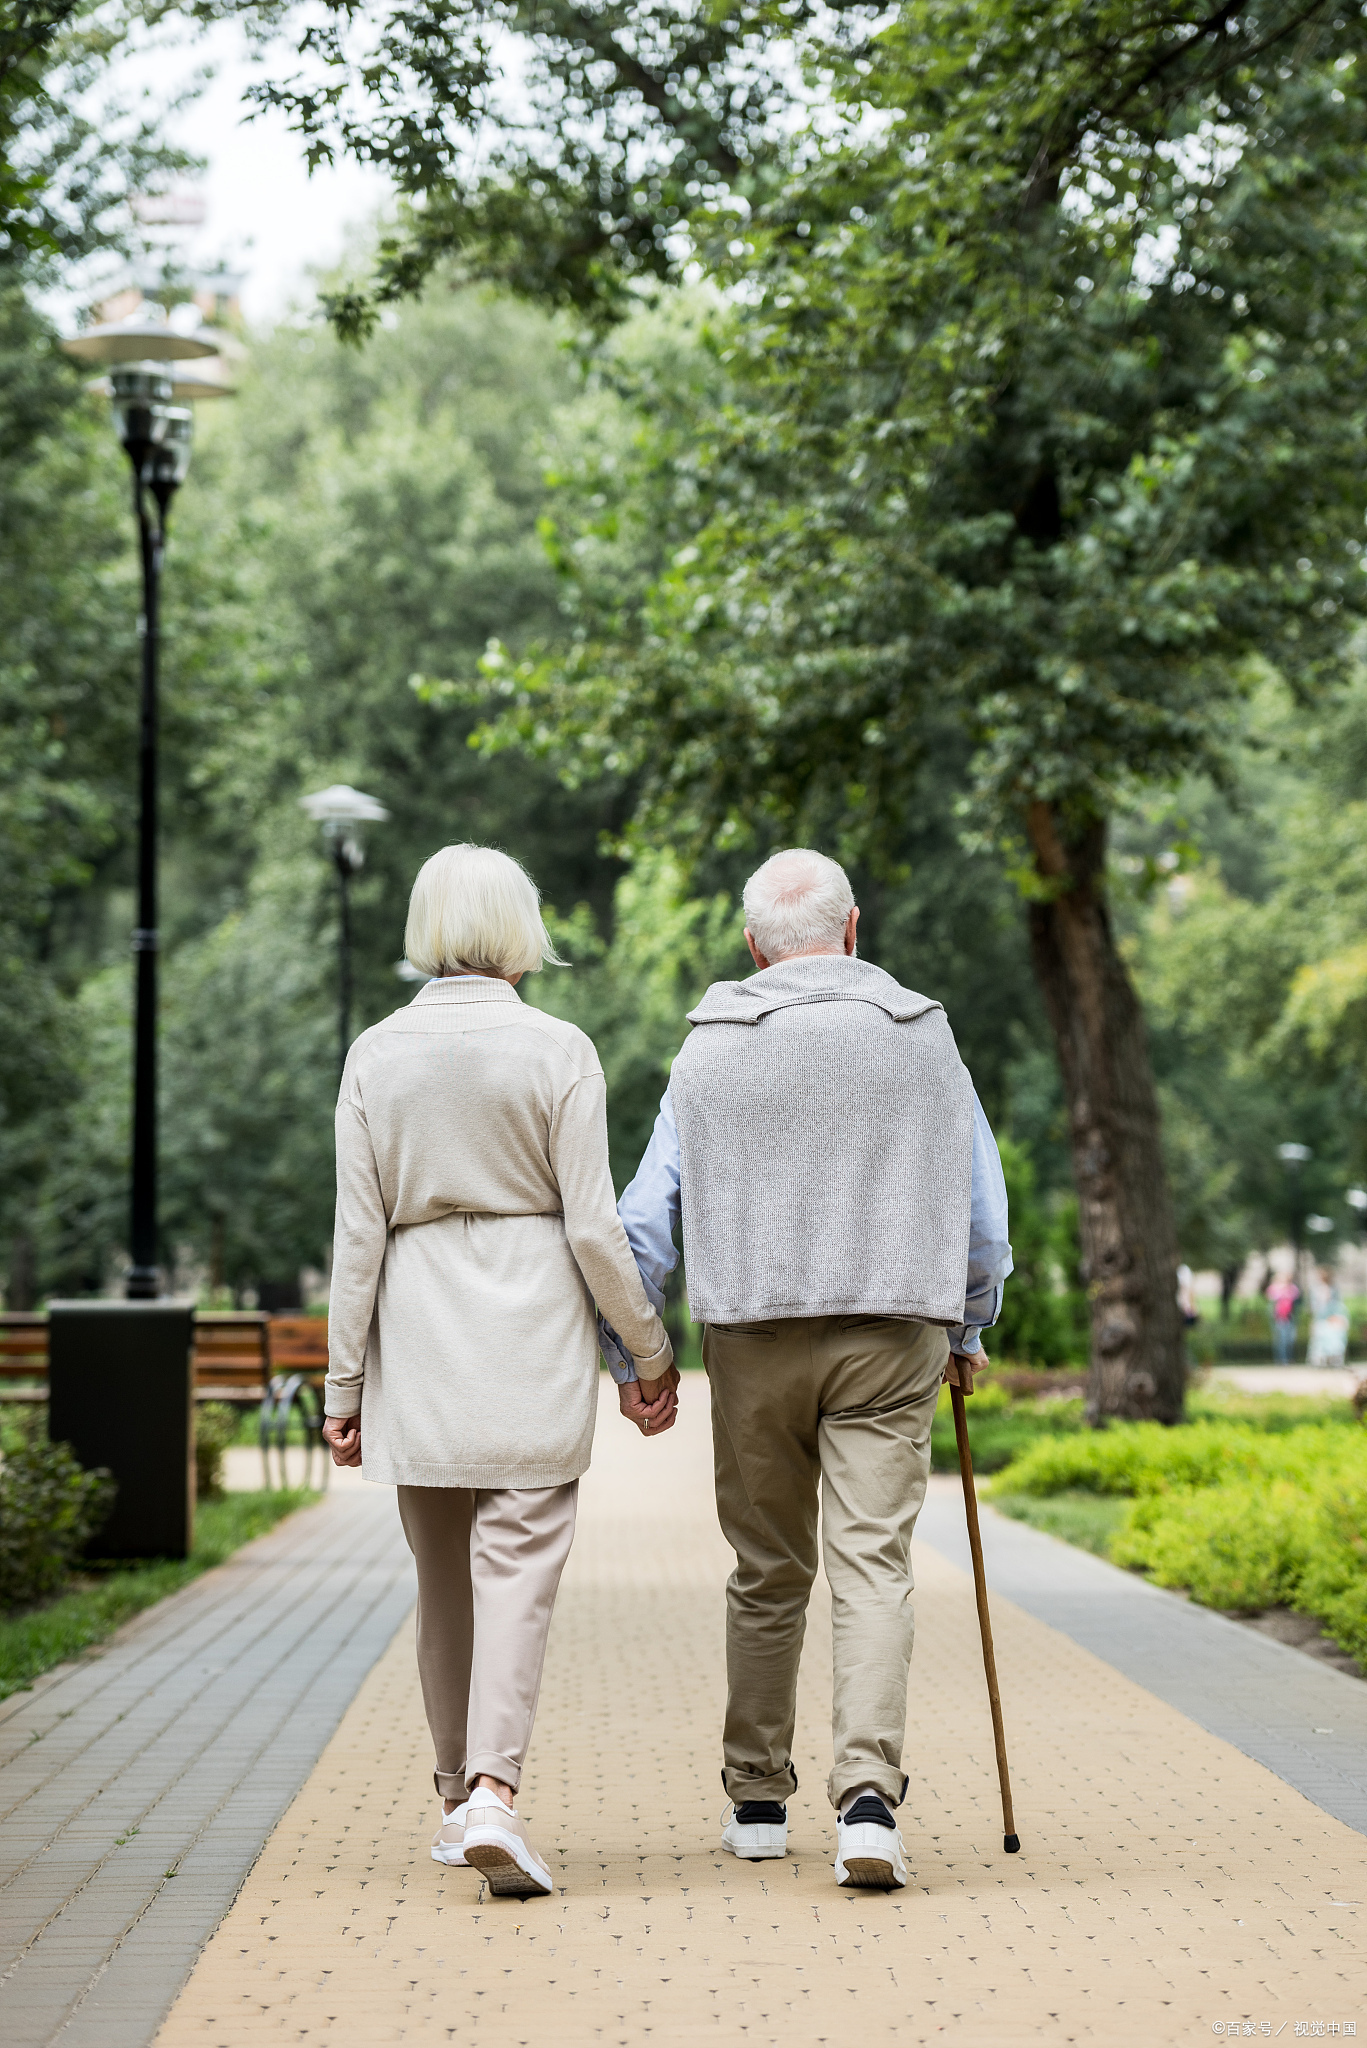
[321,844,675,1899]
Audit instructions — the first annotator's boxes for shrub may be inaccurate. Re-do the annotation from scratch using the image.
[991,1400,1367,1666]
[1110,1481,1315,1610]
[1286,1474,1367,1667]
[0,1414,115,1612]
[194,1402,239,1501]
[994,1418,1359,1499]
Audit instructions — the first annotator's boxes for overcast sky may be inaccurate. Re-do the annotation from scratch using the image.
[105,16,392,327]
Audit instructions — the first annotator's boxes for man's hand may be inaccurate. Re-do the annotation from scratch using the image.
[944,1346,988,1394]
[322,1414,362,1467]
[619,1365,680,1437]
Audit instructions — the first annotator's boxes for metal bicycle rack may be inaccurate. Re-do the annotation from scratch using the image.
[259,1372,329,1492]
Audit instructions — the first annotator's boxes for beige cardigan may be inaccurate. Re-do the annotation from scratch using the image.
[325,977,672,1487]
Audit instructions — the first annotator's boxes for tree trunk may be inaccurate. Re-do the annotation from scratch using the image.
[1025,802,1187,1423]
[7,1232,37,1312]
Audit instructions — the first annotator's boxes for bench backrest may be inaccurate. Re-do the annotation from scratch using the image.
[0,1309,328,1385]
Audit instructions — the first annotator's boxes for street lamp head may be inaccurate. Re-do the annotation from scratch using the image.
[107,367,173,469]
[301,785,389,877]
[300,785,391,827]
[164,362,237,402]
[59,307,220,364]
[147,408,194,509]
[1277,1142,1313,1165]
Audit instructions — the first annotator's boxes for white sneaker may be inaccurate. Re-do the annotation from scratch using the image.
[721,1799,789,1861]
[431,1800,468,1866]
[461,1788,554,1897]
[835,1794,908,1889]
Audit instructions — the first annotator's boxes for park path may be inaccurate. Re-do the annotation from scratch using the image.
[154,1380,1366,2048]
[0,1477,415,2048]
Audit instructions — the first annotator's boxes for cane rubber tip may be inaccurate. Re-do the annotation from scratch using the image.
[1004,1834,1020,1854]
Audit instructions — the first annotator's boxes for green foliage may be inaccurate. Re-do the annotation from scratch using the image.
[0,1488,313,1697]
[0,2,195,275]
[929,1382,1085,1474]
[3,283,649,1299]
[0,1411,113,1611]
[526,847,744,1188]
[994,1415,1360,1498]
[1136,691,1367,1222]
[193,1402,239,1502]
[991,1138,1088,1366]
[990,1392,1367,1664]
[1111,1481,1316,1610]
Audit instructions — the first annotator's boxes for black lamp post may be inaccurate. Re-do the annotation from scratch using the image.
[300,785,390,1082]
[44,307,236,1561]
[60,307,235,1295]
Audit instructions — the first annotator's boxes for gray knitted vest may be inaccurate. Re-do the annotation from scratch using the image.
[669,955,973,1326]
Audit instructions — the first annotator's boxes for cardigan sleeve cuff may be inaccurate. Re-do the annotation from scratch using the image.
[632,1331,674,1381]
[324,1379,363,1418]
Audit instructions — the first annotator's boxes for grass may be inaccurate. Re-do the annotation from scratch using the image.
[993,1489,1130,1557]
[0,1489,314,1701]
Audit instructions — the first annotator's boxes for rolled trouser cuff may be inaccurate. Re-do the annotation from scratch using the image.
[829,1766,909,1812]
[434,1767,467,1800]
[722,1761,798,1803]
[465,1749,522,1792]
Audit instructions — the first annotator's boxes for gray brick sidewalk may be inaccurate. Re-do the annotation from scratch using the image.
[916,1474,1367,1834]
[0,1482,414,2048]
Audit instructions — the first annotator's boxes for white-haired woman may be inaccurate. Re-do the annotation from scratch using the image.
[321,843,676,1899]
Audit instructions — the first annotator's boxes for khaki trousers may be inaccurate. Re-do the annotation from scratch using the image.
[396,1481,577,1800]
[704,1314,948,1811]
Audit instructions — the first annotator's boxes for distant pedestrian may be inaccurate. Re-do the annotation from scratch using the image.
[321,844,675,1899]
[1265,1274,1301,1364]
[1306,1264,1349,1369]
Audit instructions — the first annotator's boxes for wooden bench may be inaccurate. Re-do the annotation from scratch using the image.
[194,1312,271,1398]
[0,1310,328,1401]
[0,1313,48,1380]
[267,1315,329,1377]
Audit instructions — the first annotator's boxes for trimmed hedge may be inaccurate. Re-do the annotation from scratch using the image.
[989,1403,1367,1666]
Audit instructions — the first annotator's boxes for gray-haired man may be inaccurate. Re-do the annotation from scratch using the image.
[601,848,1012,1890]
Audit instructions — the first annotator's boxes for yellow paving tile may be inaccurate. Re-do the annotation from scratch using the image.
[157,1381,1367,2046]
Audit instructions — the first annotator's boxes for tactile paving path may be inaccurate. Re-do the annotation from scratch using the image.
[157,1382,1366,2046]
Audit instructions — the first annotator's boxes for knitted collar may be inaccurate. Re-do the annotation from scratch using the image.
[686,954,941,1028]
[410,977,522,1008]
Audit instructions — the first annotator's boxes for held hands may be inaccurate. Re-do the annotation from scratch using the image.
[322,1414,363,1467]
[618,1365,680,1438]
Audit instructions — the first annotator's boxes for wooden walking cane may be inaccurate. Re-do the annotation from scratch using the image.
[946,1356,1020,1854]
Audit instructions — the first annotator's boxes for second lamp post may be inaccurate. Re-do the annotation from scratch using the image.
[301,785,390,1083]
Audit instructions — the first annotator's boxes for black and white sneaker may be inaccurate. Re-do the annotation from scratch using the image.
[721,1799,788,1861]
[835,1793,908,1889]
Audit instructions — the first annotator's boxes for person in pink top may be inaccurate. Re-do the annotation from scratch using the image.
[1265,1274,1301,1364]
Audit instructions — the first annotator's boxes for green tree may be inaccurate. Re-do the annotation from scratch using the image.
[344,1,1367,1419]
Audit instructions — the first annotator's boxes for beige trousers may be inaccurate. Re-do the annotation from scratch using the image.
[703,1314,948,1811]
[396,1481,577,1800]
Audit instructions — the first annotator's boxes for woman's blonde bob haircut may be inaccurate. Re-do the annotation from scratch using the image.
[404,844,565,980]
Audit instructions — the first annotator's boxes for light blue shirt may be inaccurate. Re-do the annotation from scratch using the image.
[600,1085,1013,1382]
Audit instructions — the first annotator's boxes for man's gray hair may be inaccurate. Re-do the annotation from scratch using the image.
[743,848,855,963]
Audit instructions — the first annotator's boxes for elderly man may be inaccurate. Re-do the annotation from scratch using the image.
[602,848,1011,1891]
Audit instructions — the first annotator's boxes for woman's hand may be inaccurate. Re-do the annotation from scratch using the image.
[618,1366,680,1437]
[322,1414,363,1467]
